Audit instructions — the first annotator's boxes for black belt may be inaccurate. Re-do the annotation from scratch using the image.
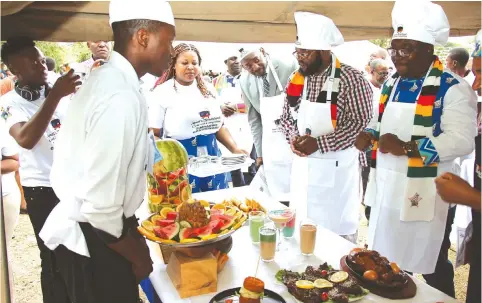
[90,215,138,244]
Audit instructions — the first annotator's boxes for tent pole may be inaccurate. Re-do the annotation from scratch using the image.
[0,170,12,303]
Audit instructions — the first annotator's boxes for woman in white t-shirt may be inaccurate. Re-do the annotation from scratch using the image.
[1,118,20,243]
[148,43,247,193]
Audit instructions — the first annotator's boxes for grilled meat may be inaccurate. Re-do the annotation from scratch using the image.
[328,288,349,303]
[338,278,363,295]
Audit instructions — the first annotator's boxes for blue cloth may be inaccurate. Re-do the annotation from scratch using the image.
[391,77,425,104]
[177,133,229,193]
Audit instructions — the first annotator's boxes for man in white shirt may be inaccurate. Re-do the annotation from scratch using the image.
[446,48,474,85]
[363,58,389,221]
[39,1,176,302]
[80,40,111,72]
[46,57,60,86]
[0,37,81,302]
[355,0,476,296]
[214,53,256,186]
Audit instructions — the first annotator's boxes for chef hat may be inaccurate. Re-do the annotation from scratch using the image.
[294,12,344,51]
[472,30,482,57]
[391,0,449,46]
[109,0,175,27]
[239,48,263,61]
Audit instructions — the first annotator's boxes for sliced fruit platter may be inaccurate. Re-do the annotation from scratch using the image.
[276,263,369,303]
[138,199,249,247]
[147,138,192,213]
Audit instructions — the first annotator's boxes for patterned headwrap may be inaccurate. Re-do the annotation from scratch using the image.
[472,29,482,57]
[153,43,215,98]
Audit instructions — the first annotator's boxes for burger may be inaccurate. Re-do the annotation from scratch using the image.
[239,276,264,303]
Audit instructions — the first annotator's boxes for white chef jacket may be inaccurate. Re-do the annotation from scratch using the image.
[40,51,150,257]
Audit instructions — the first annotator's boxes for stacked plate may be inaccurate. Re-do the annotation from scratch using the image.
[221,154,247,166]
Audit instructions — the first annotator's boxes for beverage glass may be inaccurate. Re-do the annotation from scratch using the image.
[283,210,296,238]
[249,211,265,243]
[300,219,317,256]
[268,208,295,251]
[259,226,276,262]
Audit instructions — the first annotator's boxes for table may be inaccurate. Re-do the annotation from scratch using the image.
[140,187,459,303]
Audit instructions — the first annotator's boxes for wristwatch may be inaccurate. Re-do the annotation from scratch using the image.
[402,141,417,157]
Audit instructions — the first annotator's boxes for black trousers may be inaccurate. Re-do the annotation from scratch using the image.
[23,186,70,303]
[54,222,140,303]
[467,210,481,303]
[230,145,257,187]
[422,206,456,298]
[361,166,371,221]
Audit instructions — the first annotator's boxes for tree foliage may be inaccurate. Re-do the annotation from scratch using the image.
[369,38,391,49]
[0,41,92,72]
[70,42,91,63]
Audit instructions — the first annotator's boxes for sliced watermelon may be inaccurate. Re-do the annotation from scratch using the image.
[210,209,225,217]
[166,212,178,221]
[179,227,201,240]
[156,219,175,227]
[153,226,168,239]
[198,226,213,237]
[220,217,236,231]
[207,219,224,234]
[154,222,180,240]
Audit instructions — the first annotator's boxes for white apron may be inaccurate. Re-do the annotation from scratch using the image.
[290,54,360,235]
[258,59,292,201]
[367,82,450,274]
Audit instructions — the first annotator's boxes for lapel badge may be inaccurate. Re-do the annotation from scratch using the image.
[446,77,454,84]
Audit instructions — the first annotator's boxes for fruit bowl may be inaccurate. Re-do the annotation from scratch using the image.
[138,200,249,248]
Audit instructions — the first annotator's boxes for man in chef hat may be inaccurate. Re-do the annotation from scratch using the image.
[214,51,257,187]
[355,0,477,297]
[39,0,175,302]
[239,47,298,205]
[278,11,373,242]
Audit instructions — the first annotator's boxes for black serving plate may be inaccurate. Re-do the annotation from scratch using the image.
[209,287,286,303]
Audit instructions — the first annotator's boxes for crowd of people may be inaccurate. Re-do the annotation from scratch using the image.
[0,0,480,302]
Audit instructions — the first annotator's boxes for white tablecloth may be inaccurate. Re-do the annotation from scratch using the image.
[140,187,458,303]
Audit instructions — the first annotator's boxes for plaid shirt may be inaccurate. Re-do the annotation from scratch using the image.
[280,63,373,165]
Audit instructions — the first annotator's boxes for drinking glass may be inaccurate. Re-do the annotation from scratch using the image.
[259,225,276,262]
[283,210,296,238]
[300,218,317,256]
[268,209,295,251]
[249,210,265,243]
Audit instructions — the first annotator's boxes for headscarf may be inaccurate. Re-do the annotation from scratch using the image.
[154,43,215,98]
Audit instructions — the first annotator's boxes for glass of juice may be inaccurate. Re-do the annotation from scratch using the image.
[268,208,295,251]
[283,210,296,238]
[249,211,265,243]
[300,219,317,256]
[259,226,277,262]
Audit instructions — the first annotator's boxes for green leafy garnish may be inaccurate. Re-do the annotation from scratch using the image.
[275,269,287,282]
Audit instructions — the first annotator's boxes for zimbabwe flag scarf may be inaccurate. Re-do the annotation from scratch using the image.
[370,57,444,177]
[285,55,342,129]
[367,57,445,221]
